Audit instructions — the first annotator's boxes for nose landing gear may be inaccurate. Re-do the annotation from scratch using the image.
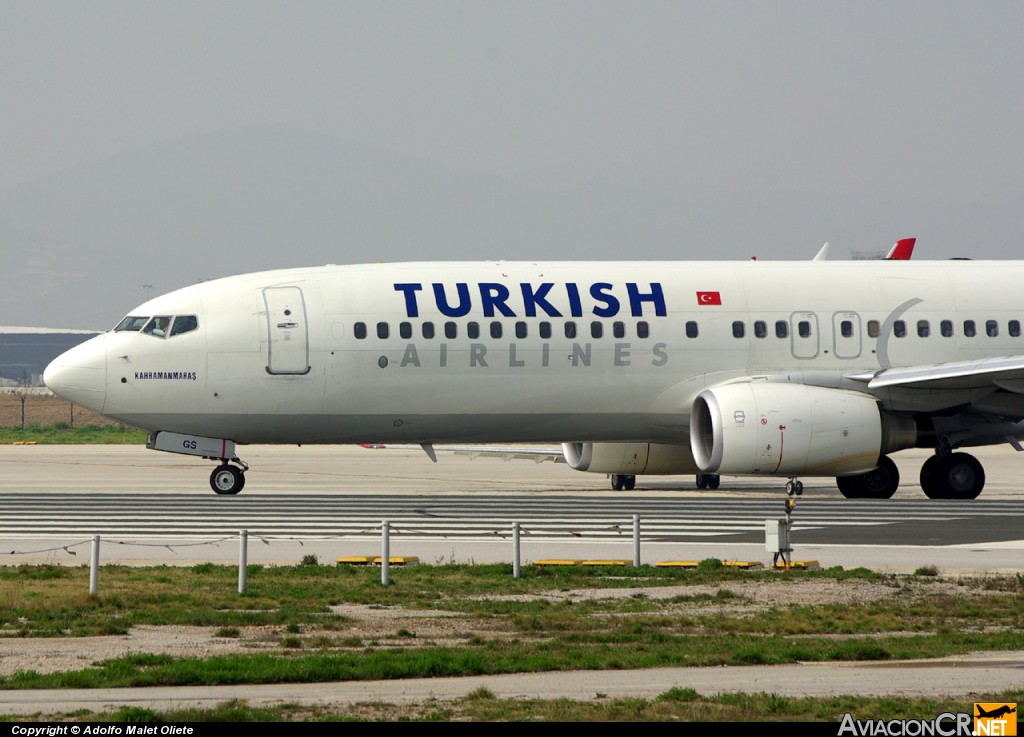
[147,431,252,495]
[211,458,248,495]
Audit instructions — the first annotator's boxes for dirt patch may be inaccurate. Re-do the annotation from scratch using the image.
[0,577,974,676]
[0,391,120,428]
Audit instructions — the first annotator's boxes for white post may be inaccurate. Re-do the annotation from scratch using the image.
[633,514,641,567]
[89,535,100,596]
[238,529,248,594]
[513,522,521,579]
[381,520,390,586]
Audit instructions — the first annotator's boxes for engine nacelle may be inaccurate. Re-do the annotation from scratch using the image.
[690,382,916,477]
[562,442,698,475]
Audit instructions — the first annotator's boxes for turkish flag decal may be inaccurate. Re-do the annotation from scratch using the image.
[696,291,722,305]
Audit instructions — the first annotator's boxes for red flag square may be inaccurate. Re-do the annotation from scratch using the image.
[696,291,721,305]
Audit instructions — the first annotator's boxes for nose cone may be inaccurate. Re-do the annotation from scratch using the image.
[43,335,108,412]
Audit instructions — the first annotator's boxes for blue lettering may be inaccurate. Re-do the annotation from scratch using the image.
[479,283,516,317]
[433,283,472,317]
[521,283,562,317]
[393,283,423,317]
[566,283,583,317]
[590,283,619,318]
[627,283,667,317]
[394,280,667,318]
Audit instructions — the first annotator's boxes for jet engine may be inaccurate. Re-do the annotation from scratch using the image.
[561,441,698,475]
[690,382,917,476]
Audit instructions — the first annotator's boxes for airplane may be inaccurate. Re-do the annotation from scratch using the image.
[812,238,915,261]
[42,255,1024,499]
[976,705,1017,719]
[885,237,916,260]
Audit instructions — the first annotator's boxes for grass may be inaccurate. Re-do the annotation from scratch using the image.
[0,562,1023,721]
[7,691,1022,723]
[0,424,147,444]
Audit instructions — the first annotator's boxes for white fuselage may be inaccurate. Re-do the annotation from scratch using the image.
[43,259,1024,447]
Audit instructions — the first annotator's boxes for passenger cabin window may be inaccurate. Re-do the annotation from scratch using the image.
[686,321,699,339]
[1011,320,1021,337]
[637,321,650,338]
[964,320,976,338]
[754,321,767,339]
[941,320,953,337]
[422,322,435,339]
[376,322,389,339]
[732,321,745,338]
[775,321,788,338]
[987,320,999,337]
[798,321,811,338]
[399,322,412,339]
[591,321,603,338]
[613,321,625,339]
[467,322,480,339]
[445,322,457,339]
[539,322,552,339]
[893,320,906,338]
[867,320,880,338]
[515,321,528,339]
[841,320,854,338]
[354,322,367,339]
[565,322,577,339]
[490,322,502,339]
[115,316,150,332]
[917,320,930,338]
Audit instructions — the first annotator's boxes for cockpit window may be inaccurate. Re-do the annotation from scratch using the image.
[143,316,173,338]
[114,316,150,332]
[170,315,199,336]
[118,314,199,338]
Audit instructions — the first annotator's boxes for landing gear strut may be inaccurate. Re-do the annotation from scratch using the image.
[210,456,249,495]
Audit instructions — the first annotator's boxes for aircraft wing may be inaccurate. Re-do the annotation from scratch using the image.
[449,445,566,463]
[359,443,565,463]
[848,354,1024,391]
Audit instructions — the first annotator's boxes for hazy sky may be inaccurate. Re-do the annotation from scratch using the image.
[3,1,1024,329]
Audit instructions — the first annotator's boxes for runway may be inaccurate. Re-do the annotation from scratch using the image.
[2,444,1023,572]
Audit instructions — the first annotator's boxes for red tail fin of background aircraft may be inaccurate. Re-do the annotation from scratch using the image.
[885,238,916,260]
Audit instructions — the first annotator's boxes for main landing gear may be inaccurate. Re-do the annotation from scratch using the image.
[210,457,249,495]
[919,451,984,499]
[610,474,636,490]
[833,451,986,500]
[696,473,720,490]
[835,456,900,499]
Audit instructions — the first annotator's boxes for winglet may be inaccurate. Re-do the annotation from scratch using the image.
[813,242,830,261]
[885,238,916,260]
